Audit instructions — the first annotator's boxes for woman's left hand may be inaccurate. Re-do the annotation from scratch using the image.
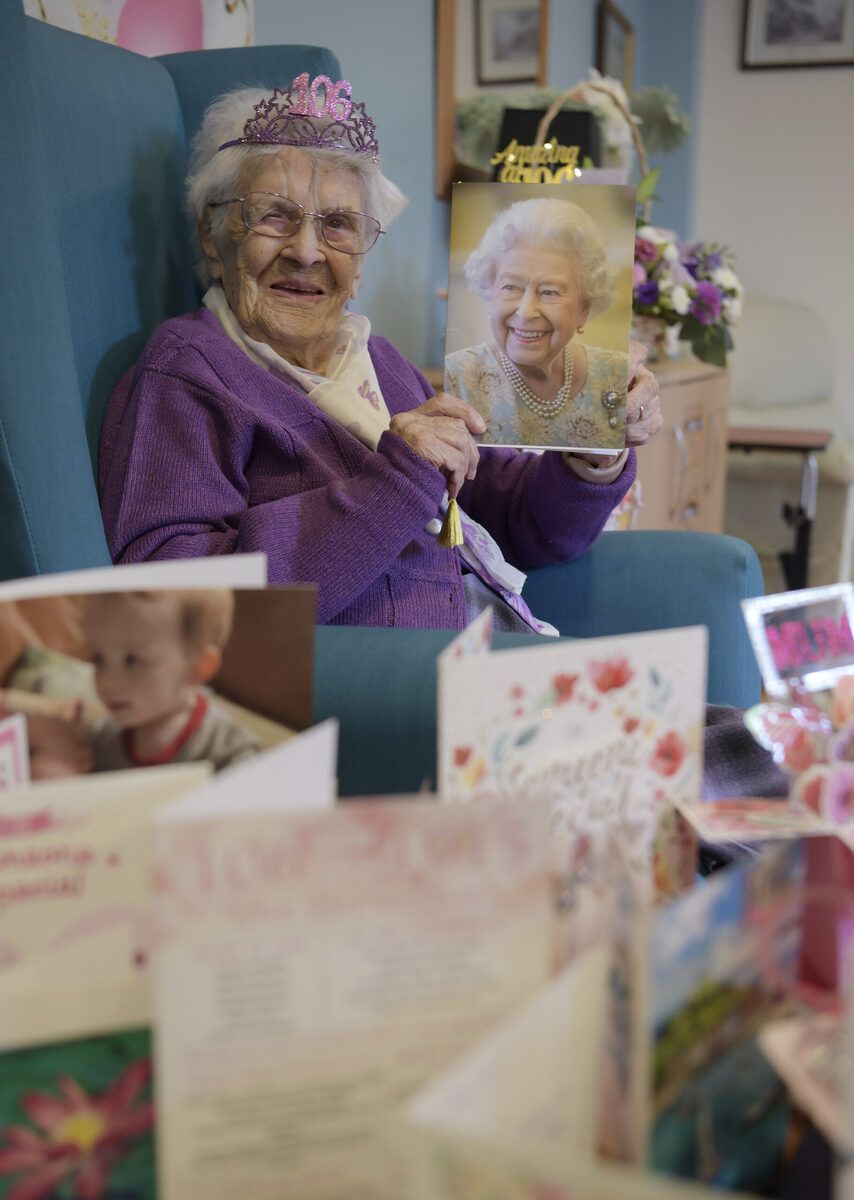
[625,342,663,447]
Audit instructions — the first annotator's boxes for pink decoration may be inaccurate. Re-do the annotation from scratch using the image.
[117,0,203,57]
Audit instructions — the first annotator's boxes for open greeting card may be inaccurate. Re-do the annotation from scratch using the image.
[443,181,636,453]
[153,777,554,1200]
[407,843,808,1199]
[438,620,705,957]
[405,946,758,1200]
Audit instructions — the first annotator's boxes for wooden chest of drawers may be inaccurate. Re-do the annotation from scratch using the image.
[633,357,729,533]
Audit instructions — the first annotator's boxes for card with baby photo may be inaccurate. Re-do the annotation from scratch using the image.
[443,181,637,453]
[0,567,316,783]
[438,623,704,958]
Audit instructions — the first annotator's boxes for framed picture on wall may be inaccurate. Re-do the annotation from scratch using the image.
[596,0,634,91]
[741,0,854,68]
[476,0,549,85]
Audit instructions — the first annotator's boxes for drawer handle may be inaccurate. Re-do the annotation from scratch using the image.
[673,423,687,519]
[681,503,699,521]
[706,410,721,493]
[684,417,702,434]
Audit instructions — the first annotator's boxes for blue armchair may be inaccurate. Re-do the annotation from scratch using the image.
[0,7,763,788]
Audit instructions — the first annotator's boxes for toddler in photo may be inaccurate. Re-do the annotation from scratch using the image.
[83,589,259,773]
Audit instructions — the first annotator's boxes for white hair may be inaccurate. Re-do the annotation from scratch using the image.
[464,197,617,318]
[186,86,409,285]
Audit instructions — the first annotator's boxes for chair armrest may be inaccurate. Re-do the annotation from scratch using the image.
[522,531,763,709]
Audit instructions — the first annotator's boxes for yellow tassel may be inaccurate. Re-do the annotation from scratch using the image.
[437,497,464,547]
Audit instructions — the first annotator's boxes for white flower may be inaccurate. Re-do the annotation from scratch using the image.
[713,267,740,292]
[663,243,679,262]
[723,295,743,324]
[637,224,678,245]
[657,270,675,292]
[671,285,690,316]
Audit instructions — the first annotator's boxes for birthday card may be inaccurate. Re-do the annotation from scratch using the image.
[438,623,705,958]
[444,181,636,452]
[153,778,553,1200]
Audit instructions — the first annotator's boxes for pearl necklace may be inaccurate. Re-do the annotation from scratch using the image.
[497,342,575,419]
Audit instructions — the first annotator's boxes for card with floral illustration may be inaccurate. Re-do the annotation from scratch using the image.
[153,781,553,1200]
[0,1030,154,1200]
[438,626,705,956]
[0,715,29,790]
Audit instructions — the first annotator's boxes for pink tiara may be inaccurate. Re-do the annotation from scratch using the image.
[218,73,379,162]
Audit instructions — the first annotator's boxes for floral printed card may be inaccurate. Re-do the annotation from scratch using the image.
[438,626,705,954]
[153,793,553,1200]
[0,715,29,790]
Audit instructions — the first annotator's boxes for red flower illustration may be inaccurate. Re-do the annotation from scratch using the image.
[650,731,686,778]
[552,673,579,705]
[623,717,640,734]
[0,1058,153,1200]
[589,656,634,693]
[453,746,472,768]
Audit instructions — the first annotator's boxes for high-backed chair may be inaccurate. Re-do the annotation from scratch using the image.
[0,8,764,725]
[725,294,854,591]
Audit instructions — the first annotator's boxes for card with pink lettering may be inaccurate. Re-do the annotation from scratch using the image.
[0,714,29,790]
[0,762,211,1200]
[438,626,705,956]
[153,792,554,1200]
[742,583,854,699]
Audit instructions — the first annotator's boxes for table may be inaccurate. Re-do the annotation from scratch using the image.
[727,426,833,591]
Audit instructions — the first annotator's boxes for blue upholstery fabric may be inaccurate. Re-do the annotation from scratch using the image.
[0,6,338,582]
[314,531,764,798]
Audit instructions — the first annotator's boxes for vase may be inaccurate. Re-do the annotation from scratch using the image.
[630,316,668,363]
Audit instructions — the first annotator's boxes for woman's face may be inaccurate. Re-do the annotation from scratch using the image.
[488,242,590,375]
[201,148,366,372]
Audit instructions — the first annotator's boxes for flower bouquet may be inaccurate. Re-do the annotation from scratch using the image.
[745,673,854,825]
[633,225,743,368]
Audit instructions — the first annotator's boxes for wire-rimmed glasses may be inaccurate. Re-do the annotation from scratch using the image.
[209,192,383,255]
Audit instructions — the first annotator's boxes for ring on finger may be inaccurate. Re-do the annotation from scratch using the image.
[638,404,644,421]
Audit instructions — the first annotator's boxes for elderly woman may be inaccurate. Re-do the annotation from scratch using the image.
[99,76,661,634]
[444,197,631,452]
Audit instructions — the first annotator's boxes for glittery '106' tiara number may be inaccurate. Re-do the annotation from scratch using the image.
[218,73,379,162]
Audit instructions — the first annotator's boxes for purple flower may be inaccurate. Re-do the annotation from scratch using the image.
[632,261,647,288]
[689,281,723,326]
[634,237,658,263]
[682,254,699,279]
[703,251,723,271]
[636,281,659,306]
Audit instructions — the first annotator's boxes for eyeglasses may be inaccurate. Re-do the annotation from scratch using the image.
[209,192,383,255]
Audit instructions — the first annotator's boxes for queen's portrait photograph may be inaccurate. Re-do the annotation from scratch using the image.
[444,182,637,453]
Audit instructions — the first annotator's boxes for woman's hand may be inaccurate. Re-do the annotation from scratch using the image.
[390,393,485,499]
[625,342,663,447]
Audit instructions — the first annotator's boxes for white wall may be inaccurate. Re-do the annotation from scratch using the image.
[695,0,853,410]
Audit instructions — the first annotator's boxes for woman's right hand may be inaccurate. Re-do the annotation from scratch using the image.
[389,393,485,499]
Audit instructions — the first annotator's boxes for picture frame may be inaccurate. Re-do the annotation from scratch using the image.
[741,583,854,699]
[741,0,854,69]
[475,0,549,85]
[595,0,634,92]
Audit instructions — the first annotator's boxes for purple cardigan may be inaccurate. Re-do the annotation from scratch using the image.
[99,308,636,628]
